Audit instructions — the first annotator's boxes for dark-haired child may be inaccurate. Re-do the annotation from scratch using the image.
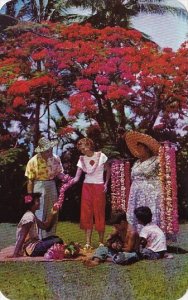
[84,209,139,266]
[12,193,63,257]
[134,206,167,260]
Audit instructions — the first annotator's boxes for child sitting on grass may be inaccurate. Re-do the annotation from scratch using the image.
[12,193,63,257]
[84,209,139,266]
[134,206,167,260]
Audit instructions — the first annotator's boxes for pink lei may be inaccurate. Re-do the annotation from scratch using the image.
[159,142,179,235]
[53,176,74,210]
[111,160,131,211]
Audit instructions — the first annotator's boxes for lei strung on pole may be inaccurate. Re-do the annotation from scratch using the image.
[53,175,74,210]
[111,160,131,211]
[159,142,179,235]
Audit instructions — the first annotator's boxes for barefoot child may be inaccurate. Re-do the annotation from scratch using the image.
[12,193,63,257]
[134,206,167,260]
[85,209,139,266]
[73,138,110,249]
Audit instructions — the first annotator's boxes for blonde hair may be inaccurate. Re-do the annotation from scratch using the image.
[77,138,94,151]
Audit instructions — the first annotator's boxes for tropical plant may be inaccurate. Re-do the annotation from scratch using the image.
[0,22,187,150]
[3,0,188,25]
[67,0,188,28]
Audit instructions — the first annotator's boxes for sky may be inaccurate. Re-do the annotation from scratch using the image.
[131,0,188,50]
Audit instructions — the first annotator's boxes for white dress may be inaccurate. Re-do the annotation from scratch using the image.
[127,156,162,232]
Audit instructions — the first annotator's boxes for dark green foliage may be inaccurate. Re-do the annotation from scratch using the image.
[0,147,29,222]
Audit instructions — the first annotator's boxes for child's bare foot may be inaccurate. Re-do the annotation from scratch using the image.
[164,252,174,259]
[83,259,99,267]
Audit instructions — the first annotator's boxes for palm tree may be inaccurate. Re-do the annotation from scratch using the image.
[4,0,68,22]
[3,0,188,25]
[64,0,188,28]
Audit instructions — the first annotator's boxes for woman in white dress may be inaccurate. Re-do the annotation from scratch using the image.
[125,131,161,232]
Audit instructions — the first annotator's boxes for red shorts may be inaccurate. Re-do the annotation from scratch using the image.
[80,183,106,232]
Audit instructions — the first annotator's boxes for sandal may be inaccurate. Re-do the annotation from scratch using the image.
[83,244,93,252]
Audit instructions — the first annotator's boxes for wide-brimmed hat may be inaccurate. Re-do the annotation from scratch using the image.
[35,137,58,153]
[125,131,160,157]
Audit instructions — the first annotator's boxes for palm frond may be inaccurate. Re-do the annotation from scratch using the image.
[138,3,188,19]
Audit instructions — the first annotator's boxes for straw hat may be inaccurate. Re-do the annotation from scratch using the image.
[35,137,58,153]
[125,131,160,157]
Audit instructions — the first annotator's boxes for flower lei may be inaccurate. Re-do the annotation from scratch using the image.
[159,142,179,235]
[44,242,81,260]
[53,176,74,210]
[79,152,101,174]
[25,195,32,203]
[111,160,131,211]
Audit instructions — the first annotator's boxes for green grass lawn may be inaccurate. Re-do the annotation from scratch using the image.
[0,222,188,300]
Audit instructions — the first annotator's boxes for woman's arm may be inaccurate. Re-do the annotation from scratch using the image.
[27,179,34,193]
[104,162,111,192]
[13,222,32,257]
[106,228,119,241]
[72,167,83,183]
[56,172,71,182]
[36,210,58,231]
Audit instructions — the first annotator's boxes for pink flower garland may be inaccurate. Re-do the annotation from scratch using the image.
[53,177,74,210]
[111,160,131,211]
[124,162,131,210]
[170,147,179,233]
[159,146,167,232]
[159,142,179,235]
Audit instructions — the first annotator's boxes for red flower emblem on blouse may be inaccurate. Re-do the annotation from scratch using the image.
[89,160,95,166]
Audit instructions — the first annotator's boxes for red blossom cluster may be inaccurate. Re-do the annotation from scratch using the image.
[57,126,74,136]
[69,92,96,116]
[13,96,26,108]
[0,22,187,145]
[32,49,49,61]
[75,79,93,92]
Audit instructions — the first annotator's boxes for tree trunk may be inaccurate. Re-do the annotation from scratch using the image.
[119,103,127,128]
[34,100,41,148]
[105,101,117,139]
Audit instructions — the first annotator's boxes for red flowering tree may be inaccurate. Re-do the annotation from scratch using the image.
[0,22,187,149]
[0,23,66,148]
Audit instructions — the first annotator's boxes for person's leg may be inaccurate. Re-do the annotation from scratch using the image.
[140,248,160,260]
[84,246,109,267]
[31,236,63,256]
[112,251,139,265]
[42,181,58,238]
[86,229,93,246]
[42,236,63,244]
[34,181,58,239]
[98,231,104,245]
[34,181,45,239]
[80,184,94,247]
[93,184,106,245]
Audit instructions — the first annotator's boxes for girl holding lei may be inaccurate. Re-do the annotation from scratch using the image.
[73,138,111,250]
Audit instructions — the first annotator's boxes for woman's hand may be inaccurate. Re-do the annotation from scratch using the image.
[104,182,108,192]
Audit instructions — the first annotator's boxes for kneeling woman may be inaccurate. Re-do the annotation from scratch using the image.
[13,193,63,257]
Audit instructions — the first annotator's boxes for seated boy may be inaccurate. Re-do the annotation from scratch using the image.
[134,206,167,260]
[84,209,139,266]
